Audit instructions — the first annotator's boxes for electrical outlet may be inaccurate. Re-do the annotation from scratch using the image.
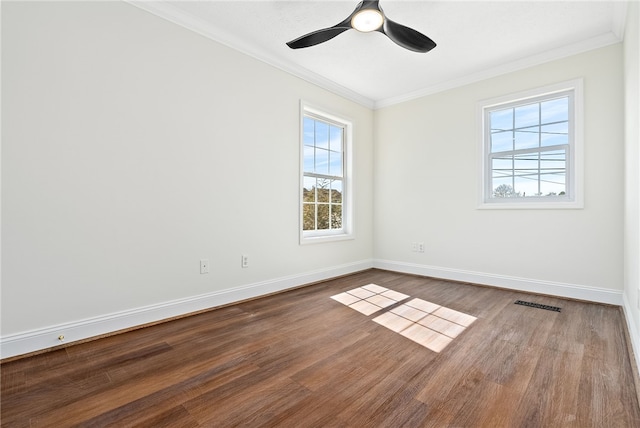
[411,242,424,252]
[242,255,249,268]
[200,259,209,274]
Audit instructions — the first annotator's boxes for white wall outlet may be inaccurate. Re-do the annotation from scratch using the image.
[200,259,209,274]
[242,254,249,268]
[418,242,425,253]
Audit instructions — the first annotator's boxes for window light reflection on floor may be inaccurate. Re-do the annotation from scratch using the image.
[330,284,477,353]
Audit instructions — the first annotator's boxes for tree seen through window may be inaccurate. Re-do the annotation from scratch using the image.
[302,116,344,232]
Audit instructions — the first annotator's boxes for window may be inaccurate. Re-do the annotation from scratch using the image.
[479,79,583,209]
[300,103,352,243]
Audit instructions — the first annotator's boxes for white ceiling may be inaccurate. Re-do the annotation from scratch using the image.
[129,1,628,108]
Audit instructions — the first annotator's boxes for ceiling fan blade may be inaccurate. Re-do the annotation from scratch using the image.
[286,1,374,49]
[286,26,351,49]
[381,18,436,53]
[286,1,436,53]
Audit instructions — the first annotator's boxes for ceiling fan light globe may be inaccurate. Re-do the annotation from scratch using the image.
[351,9,384,32]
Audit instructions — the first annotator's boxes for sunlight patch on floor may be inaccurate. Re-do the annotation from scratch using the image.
[331,286,476,353]
[330,284,409,316]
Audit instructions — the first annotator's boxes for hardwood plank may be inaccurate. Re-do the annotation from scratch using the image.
[1,269,639,427]
[88,404,200,428]
[515,347,583,427]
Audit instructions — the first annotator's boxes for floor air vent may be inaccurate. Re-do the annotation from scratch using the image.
[514,300,561,312]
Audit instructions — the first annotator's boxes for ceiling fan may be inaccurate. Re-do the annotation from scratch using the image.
[286,0,436,53]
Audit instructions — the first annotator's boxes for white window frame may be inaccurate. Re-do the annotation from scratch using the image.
[300,101,353,244]
[478,79,584,209]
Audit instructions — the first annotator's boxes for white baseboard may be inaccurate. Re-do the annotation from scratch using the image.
[2,259,626,360]
[373,259,623,305]
[0,260,373,360]
[622,293,640,375]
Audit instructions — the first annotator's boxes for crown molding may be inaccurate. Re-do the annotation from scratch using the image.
[612,0,629,40]
[375,31,623,109]
[126,1,624,112]
[125,0,375,109]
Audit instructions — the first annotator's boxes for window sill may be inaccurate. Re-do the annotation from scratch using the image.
[300,232,354,245]
[477,200,583,210]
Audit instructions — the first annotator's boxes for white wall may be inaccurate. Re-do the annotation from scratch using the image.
[1,1,633,360]
[373,44,625,302]
[1,2,374,355]
[623,0,640,369]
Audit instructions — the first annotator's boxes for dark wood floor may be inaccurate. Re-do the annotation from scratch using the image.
[2,269,640,427]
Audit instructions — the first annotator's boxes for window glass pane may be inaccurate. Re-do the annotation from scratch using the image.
[303,176,316,202]
[540,149,566,167]
[301,107,351,237]
[315,148,329,175]
[492,156,512,181]
[514,127,539,150]
[513,152,537,196]
[315,121,329,149]
[329,151,342,176]
[303,117,315,146]
[303,145,314,173]
[331,204,342,229]
[540,150,566,196]
[490,109,513,132]
[540,122,568,147]
[514,155,538,180]
[302,204,315,230]
[493,179,518,197]
[540,172,565,196]
[317,178,330,202]
[317,204,330,230]
[515,103,539,128]
[482,85,577,205]
[491,131,513,152]
[331,179,343,203]
[541,97,568,124]
[330,126,342,152]
[513,175,536,197]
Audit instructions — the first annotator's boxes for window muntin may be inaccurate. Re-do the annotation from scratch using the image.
[489,93,571,198]
[300,105,352,242]
[480,80,583,209]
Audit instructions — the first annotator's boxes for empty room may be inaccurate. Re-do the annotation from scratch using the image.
[2,0,640,426]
